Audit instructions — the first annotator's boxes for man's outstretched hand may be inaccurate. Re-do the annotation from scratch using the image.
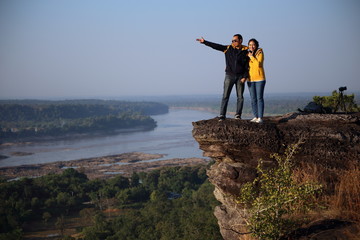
[196,37,205,43]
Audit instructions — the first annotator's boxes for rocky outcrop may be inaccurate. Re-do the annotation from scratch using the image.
[192,112,360,240]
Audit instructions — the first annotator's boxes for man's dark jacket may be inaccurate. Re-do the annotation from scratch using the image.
[203,40,249,79]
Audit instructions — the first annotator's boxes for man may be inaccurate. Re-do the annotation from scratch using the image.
[196,34,249,121]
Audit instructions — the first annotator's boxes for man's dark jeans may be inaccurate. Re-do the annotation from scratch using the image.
[220,74,245,117]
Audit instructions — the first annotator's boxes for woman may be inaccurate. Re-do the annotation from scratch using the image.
[247,38,266,123]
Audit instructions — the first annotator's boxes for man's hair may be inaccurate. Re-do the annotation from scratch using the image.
[233,34,243,40]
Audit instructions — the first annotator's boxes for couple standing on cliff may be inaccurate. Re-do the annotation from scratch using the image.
[196,34,266,123]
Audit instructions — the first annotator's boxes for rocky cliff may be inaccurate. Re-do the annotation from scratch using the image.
[192,112,360,240]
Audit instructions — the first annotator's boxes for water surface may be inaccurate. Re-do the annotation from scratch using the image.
[0,109,215,168]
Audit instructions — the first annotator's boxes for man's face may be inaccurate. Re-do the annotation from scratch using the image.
[231,36,242,47]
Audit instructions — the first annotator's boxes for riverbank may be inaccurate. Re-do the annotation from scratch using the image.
[0,152,210,180]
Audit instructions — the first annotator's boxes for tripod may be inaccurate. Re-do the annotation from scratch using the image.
[334,86,347,113]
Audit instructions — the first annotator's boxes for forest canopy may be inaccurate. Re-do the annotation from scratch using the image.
[0,165,221,240]
[0,100,168,141]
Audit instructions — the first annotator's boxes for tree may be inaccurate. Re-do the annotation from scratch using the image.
[89,191,106,210]
[42,212,51,224]
[130,172,140,187]
[55,215,66,237]
[79,208,97,225]
[81,212,111,240]
[107,175,130,196]
[0,228,23,240]
[150,190,167,202]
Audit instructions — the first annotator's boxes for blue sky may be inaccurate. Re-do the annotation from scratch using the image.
[0,0,359,99]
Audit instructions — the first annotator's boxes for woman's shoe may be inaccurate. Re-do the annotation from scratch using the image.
[256,118,263,123]
[250,117,258,122]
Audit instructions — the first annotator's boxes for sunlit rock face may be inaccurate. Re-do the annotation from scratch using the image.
[192,112,360,240]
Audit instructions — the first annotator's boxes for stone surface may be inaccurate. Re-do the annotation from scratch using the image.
[0,152,210,180]
[192,112,360,240]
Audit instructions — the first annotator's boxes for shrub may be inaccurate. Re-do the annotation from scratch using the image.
[313,90,359,113]
[237,142,322,240]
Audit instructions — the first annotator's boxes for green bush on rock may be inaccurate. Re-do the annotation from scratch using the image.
[237,142,322,240]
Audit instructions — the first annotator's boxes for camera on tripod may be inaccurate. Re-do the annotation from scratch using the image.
[336,86,347,113]
[339,86,347,92]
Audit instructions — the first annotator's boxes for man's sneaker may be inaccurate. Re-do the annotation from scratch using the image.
[234,115,241,120]
[250,117,258,122]
[218,115,225,122]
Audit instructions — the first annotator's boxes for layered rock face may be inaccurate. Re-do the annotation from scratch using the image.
[192,112,360,240]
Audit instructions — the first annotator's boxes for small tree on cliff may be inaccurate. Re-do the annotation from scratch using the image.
[313,89,359,113]
[237,142,322,240]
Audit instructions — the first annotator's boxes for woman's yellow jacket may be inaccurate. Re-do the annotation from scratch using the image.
[248,48,266,82]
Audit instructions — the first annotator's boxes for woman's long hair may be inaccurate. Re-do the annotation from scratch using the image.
[248,38,260,55]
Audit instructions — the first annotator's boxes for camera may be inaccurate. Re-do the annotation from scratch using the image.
[339,86,347,92]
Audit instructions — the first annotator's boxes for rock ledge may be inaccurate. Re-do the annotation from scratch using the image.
[192,112,360,240]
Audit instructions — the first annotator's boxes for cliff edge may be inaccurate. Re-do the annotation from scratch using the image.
[192,112,360,240]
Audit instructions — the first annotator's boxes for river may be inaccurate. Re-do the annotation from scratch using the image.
[0,109,215,168]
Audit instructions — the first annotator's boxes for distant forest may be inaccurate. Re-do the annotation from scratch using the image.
[0,165,221,240]
[159,94,314,116]
[158,91,360,116]
[0,100,168,141]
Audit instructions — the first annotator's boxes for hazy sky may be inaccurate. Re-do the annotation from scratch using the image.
[0,0,359,99]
